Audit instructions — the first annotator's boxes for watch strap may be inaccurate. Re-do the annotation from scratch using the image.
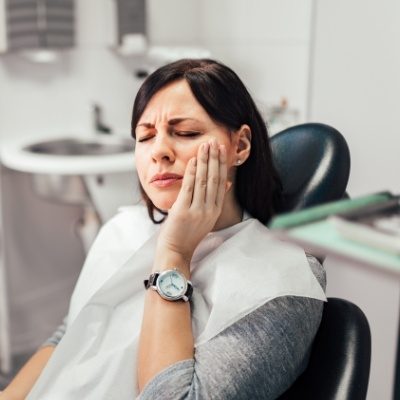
[144,272,159,289]
[185,282,193,300]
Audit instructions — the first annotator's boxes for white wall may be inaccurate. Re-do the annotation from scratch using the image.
[147,0,203,46]
[310,0,400,196]
[201,0,312,122]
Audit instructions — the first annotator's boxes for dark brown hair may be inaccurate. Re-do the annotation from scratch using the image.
[131,58,282,224]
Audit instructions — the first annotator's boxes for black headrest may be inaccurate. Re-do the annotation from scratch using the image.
[270,123,350,213]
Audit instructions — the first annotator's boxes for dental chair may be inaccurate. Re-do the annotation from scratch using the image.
[270,123,371,399]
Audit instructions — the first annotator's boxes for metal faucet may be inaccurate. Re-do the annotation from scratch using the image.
[93,103,112,134]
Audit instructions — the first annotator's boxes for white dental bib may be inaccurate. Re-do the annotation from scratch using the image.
[27,205,326,399]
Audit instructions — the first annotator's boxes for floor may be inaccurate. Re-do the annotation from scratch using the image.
[0,351,33,390]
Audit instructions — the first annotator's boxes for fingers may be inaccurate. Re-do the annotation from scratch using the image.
[174,139,227,212]
[173,157,197,209]
[206,141,226,207]
[191,139,227,210]
[191,142,209,208]
[205,140,221,207]
[215,145,227,208]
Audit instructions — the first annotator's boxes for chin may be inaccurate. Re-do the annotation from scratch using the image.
[148,190,178,212]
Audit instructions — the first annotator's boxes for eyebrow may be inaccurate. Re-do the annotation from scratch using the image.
[136,117,201,128]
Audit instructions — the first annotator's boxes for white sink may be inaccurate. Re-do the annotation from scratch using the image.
[0,134,136,175]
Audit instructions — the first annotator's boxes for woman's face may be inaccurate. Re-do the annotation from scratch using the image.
[134,79,238,211]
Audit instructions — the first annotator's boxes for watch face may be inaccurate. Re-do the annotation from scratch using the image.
[156,269,187,300]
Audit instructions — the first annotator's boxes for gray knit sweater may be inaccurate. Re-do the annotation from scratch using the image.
[42,254,325,399]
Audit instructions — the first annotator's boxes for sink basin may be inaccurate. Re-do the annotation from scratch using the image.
[0,134,136,175]
[24,137,134,156]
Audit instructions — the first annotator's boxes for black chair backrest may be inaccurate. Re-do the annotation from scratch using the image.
[278,298,371,400]
[270,123,351,213]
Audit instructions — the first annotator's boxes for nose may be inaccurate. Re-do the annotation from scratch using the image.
[151,131,175,163]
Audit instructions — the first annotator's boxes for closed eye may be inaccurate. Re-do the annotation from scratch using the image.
[137,131,201,143]
[137,135,154,143]
[175,131,201,137]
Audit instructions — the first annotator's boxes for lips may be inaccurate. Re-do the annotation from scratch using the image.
[150,172,183,188]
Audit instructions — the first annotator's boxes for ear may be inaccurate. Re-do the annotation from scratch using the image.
[232,124,251,165]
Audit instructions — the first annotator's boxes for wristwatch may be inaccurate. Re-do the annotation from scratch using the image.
[144,268,193,302]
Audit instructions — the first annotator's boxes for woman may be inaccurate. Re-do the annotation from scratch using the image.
[1,59,326,399]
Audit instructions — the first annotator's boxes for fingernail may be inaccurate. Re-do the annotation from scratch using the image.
[203,142,209,153]
[192,157,197,166]
[210,139,217,149]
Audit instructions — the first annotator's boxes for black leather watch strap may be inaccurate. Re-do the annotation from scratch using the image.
[185,282,193,299]
[143,272,159,289]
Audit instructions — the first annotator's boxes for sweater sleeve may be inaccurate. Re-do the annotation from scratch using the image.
[138,255,326,400]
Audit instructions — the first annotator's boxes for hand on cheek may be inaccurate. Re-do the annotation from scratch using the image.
[156,139,228,264]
